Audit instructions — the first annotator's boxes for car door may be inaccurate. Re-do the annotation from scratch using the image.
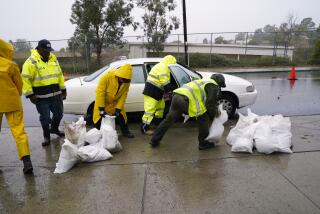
[125,64,147,112]
[169,65,192,87]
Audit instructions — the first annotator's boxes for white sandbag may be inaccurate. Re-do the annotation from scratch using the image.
[100,116,122,152]
[254,122,277,154]
[231,137,253,153]
[73,117,87,147]
[205,105,228,142]
[78,145,113,162]
[270,116,292,153]
[254,115,292,154]
[102,115,116,129]
[84,128,102,145]
[54,139,79,174]
[64,117,87,147]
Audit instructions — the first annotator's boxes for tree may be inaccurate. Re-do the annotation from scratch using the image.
[11,39,32,51]
[70,0,137,65]
[137,0,180,54]
[310,38,320,64]
[235,32,246,42]
[214,36,230,44]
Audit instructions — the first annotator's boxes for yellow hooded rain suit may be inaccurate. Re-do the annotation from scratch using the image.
[93,64,133,124]
[0,38,30,159]
[142,55,176,125]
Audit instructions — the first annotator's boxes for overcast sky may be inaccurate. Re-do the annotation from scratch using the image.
[1,0,319,42]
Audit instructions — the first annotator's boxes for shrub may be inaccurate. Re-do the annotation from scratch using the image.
[310,39,320,64]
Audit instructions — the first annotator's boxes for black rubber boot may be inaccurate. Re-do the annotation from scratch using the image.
[149,140,160,148]
[198,141,215,150]
[140,123,154,135]
[42,137,51,147]
[122,130,135,138]
[22,155,33,174]
[50,129,65,137]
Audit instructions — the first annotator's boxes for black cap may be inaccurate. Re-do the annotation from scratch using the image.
[36,39,54,52]
[211,74,226,88]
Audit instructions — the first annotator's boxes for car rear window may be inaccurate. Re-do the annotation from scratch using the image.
[83,65,110,82]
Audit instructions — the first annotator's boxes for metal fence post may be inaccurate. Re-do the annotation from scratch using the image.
[210,33,213,66]
[178,34,180,61]
[245,32,248,56]
[272,32,278,65]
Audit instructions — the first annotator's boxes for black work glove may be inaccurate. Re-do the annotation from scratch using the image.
[99,107,107,117]
[29,95,38,104]
[114,108,121,117]
[62,90,67,100]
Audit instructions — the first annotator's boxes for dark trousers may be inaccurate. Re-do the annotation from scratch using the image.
[151,94,210,144]
[35,96,63,140]
[94,113,130,134]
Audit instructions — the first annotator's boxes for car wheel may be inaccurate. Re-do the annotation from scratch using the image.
[84,103,94,126]
[218,94,236,119]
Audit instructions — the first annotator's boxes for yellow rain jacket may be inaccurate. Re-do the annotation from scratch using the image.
[21,49,65,99]
[142,55,176,100]
[93,64,133,124]
[0,39,23,112]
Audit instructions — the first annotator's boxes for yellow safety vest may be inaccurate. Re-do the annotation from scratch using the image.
[21,49,65,98]
[146,62,171,90]
[174,79,218,117]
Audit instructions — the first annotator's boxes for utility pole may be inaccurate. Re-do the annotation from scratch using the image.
[182,0,188,65]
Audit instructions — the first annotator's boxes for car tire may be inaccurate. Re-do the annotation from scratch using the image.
[218,93,237,119]
[84,103,94,126]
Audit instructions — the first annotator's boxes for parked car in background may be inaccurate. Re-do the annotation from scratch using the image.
[63,58,257,123]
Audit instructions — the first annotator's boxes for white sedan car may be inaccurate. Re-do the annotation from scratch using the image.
[64,58,257,123]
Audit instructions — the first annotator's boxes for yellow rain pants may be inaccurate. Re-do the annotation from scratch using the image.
[142,95,165,125]
[0,111,30,159]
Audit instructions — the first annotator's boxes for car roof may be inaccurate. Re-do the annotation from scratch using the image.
[109,58,162,68]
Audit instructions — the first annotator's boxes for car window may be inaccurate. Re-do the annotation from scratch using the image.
[131,65,146,83]
[183,68,201,80]
[169,65,191,87]
[144,63,156,73]
[83,65,109,82]
[177,62,202,80]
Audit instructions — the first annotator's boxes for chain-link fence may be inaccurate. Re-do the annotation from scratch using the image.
[12,30,320,77]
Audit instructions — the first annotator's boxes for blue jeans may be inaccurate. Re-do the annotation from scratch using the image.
[35,95,63,139]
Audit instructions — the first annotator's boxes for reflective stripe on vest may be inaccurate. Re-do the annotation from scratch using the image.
[29,57,42,79]
[174,79,217,117]
[146,79,164,90]
[182,84,201,115]
[36,91,62,99]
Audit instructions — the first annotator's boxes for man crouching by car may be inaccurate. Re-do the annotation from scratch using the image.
[92,64,134,138]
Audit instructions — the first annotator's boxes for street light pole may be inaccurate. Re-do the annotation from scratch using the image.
[182,0,188,65]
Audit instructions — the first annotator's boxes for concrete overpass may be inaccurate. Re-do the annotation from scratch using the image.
[128,42,294,60]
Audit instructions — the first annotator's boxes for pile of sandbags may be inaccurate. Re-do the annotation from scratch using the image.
[54,116,122,174]
[227,109,292,154]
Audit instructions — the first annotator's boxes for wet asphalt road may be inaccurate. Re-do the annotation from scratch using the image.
[2,70,320,127]
[236,70,320,116]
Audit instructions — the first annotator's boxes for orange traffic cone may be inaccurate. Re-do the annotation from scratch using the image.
[288,65,297,80]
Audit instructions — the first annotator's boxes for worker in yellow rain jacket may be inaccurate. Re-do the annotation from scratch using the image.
[0,38,33,174]
[150,74,226,150]
[93,64,134,138]
[141,55,176,135]
[22,39,66,147]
